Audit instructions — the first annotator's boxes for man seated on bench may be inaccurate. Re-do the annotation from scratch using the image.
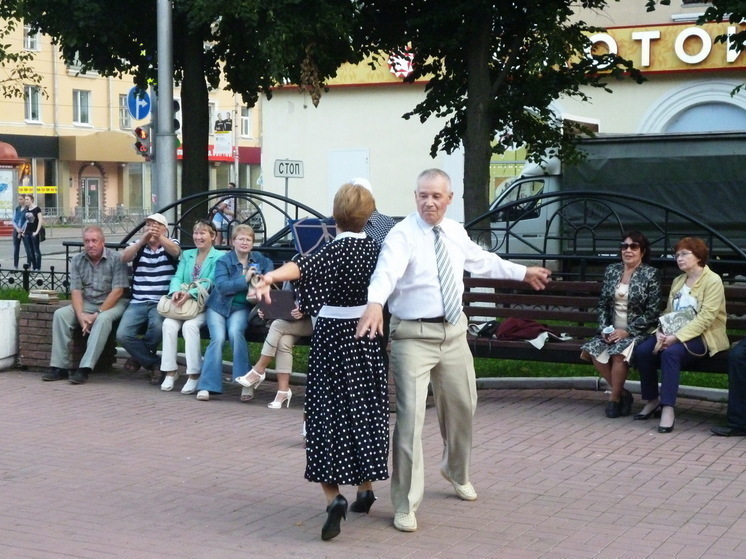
[116,213,181,384]
[43,226,130,384]
[711,339,746,437]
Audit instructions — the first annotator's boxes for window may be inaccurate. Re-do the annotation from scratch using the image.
[24,85,41,121]
[241,106,253,138]
[23,24,39,51]
[73,90,91,125]
[119,94,131,129]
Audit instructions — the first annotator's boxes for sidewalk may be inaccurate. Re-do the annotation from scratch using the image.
[1,366,745,559]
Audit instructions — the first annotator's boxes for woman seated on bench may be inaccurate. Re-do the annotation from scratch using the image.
[236,306,313,408]
[633,237,729,433]
[581,231,661,419]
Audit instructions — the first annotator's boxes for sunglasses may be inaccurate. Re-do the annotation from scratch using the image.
[620,242,641,251]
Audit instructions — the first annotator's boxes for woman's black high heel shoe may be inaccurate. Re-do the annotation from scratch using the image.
[321,495,348,541]
[349,490,376,514]
[657,406,676,433]
[633,404,662,421]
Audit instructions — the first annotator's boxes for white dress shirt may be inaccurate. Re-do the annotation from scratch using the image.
[368,213,527,319]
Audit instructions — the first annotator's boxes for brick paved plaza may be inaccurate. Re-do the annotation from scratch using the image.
[2,367,746,558]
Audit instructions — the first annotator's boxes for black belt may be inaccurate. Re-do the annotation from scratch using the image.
[416,316,445,323]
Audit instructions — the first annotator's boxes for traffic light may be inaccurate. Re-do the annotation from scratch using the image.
[133,125,153,159]
[173,100,181,132]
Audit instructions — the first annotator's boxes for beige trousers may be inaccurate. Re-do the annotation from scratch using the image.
[389,313,477,514]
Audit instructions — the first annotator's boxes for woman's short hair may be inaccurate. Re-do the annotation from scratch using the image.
[675,236,709,267]
[622,230,652,264]
[194,218,217,238]
[232,224,255,241]
[333,183,375,233]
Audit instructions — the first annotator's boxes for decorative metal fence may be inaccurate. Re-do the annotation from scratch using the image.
[0,266,69,293]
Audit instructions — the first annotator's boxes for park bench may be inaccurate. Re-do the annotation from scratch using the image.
[462,277,746,374]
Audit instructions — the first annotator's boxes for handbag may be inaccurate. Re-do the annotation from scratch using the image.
[157,278,212,321]
[654,306,706,356]
[38,226,46,242]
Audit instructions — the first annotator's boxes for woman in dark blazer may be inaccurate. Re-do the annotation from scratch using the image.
[581,231,661,418]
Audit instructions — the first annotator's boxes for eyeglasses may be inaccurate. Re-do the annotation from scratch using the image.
[620,242,641,251]
[675,250,693,259]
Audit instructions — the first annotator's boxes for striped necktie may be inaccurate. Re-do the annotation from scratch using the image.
[433,225,461,325]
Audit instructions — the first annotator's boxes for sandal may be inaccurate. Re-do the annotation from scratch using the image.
[240,386,254,402]
[124,358,141,373]
[148,370,165,385]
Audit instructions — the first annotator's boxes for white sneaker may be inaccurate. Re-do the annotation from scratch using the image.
[441,469,477,501]
[181,377,199,394]
[160,373,178,392]
[196,390,210,401]
[393,512,417,532]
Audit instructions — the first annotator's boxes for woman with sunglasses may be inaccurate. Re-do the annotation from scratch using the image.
[581,231,662,418]
[633,237,729,433]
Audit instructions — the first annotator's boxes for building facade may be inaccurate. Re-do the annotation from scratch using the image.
[0,22,262,223]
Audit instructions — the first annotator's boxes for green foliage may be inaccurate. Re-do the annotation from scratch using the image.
[0,13,44,99]
[351,0,647,222]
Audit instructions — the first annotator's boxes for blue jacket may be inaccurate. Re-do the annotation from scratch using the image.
[168,247,223,299]
[206,249,274,317]
[13,204,26,232]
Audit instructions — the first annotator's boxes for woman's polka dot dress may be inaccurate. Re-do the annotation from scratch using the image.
[296,235,389,486]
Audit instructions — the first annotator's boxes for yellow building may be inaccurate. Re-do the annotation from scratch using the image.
[0,21,262,222]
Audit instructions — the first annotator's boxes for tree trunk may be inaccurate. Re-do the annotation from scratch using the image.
[179,23,210,215]
[462,8,493,231]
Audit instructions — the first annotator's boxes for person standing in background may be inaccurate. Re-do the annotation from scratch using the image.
[12,193,29,269]
[212,181,237,245]
[24,194,43,270]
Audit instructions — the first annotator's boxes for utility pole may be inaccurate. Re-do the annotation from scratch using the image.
[155,0,177,217]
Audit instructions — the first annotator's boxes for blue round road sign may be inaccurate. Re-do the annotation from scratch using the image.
[127,87,151,121]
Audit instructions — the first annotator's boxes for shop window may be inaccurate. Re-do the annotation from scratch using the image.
[23,24,39,51]
[241,106,253,138]
[24,85,41,122]
[73,90,91,125]
[119,94,131,129]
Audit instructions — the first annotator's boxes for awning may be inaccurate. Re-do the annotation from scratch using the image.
[59,130,144,163]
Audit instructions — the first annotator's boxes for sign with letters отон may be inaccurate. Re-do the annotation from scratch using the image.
[273,160,304,179]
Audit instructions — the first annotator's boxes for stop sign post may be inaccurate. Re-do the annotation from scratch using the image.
[274,159,304,214]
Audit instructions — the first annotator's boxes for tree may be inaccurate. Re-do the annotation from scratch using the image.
[352,1,645,223]
[0,5,43,99]
[14,0,360,205]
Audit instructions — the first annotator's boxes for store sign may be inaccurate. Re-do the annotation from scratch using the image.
[592,22,746,73]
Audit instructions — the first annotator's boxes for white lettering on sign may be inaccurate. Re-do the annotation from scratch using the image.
[631,30,661,67]
[273,160,304,178]
[591,23,746,70]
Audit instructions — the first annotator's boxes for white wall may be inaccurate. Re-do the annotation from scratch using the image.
[260,84,464,224]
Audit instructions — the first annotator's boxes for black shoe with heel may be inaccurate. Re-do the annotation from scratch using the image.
[349,490,376,514]
[633,404,662,421]
[321,495,348,541]
[658,406,675,433]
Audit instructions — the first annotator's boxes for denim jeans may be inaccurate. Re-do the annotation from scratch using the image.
[28,233,41,270]
[634,334,707,407]
[13,231,30,268]
[198,306,251,393]
[115,301,164,370]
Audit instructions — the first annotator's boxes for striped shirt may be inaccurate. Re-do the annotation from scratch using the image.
[130,241,180,302]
